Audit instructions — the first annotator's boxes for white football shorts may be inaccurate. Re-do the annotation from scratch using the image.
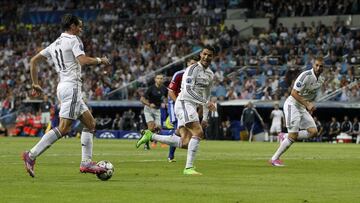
[57,83,89,120]
[174,100,199,127]
[283,98,316,133]
[143,106,161,127]
[270,123,282,134]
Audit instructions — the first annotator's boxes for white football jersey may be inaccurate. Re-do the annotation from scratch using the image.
[178,62,214,105]
[271,109,283,125]
[288,68,324,107]
[177,62,214,120]
[40,33,85,86]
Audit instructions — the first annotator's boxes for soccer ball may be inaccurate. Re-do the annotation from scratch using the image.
[96,160,114,181]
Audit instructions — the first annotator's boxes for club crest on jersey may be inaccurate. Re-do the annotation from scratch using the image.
[186,78,192,83]
[296,82,302,88]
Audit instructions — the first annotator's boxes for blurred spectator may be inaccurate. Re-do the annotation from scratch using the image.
[261,91,272,100]
[96,115,112,130]
[327,117,340,142]
[269,103,284,142]
[214,82,227,98]
[1,94,14,116]
[112,113,121,130]
[121,109,136,131]
[206,96,221,140]
[226,86,238,100]
[0,121,7,136]
[349,87,360,102]
[221,117,233,140]
[10,112,26,136]
[28,111,42,137]
[314,116,325,142]
[240,101,265,142]
[341,115,352,135]
[251,0,360,18]
[352,117,360,144]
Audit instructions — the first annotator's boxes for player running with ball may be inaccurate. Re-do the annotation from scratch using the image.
[136,45,217,175]
[22,14,110,177]
[270,57,325,166]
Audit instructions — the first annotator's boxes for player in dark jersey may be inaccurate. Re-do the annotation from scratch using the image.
[167,55,199,162]
[140,74,168,150]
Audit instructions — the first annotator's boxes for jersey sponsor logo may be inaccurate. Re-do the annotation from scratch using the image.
[186,78,192,83]
[99,132,116,139]
[194,82,208,88]
[195,78,209,88]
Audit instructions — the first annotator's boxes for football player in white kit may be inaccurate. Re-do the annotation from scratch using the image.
[269,103,284,142]
[136,45,217,175]
[270,57,325,166]
[22,14,110,177]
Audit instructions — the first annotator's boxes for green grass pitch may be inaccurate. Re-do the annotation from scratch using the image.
[1,137,360,203]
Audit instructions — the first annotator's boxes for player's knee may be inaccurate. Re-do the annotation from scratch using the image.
[147,122,156,131]
[308,129,318,137]
[193,129,204,139]
[181,142,189,149]
[180,136,191,149]
[57,126,71,136]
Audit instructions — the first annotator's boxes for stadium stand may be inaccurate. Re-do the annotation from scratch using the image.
[0,0,359,140]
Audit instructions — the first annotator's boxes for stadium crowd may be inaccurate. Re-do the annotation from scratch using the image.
[1,0,360,140]
[249,0,360,18]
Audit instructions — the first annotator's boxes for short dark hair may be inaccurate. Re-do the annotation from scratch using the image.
[186,55,200,63]
[203,45,216,54]
[315,56,324,62]
[61,14,80,30]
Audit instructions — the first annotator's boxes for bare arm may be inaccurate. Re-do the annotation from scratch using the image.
[76,55,110,66]
[140,96,150,107]
[30,53,47,86]
[291,89,314,111]
[168,89,177,102]
[240,108,245,125]
[140,96,155,108]
[254,108,265,126]
[30,53,48,95]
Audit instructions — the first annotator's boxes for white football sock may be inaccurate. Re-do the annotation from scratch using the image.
[151,133,182,148]
[81,128,93,162]
[297,130,309,140]
[271,137,294,161]
[29,128,62,160]
[356,135,360,144]
[185,137,200,169]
